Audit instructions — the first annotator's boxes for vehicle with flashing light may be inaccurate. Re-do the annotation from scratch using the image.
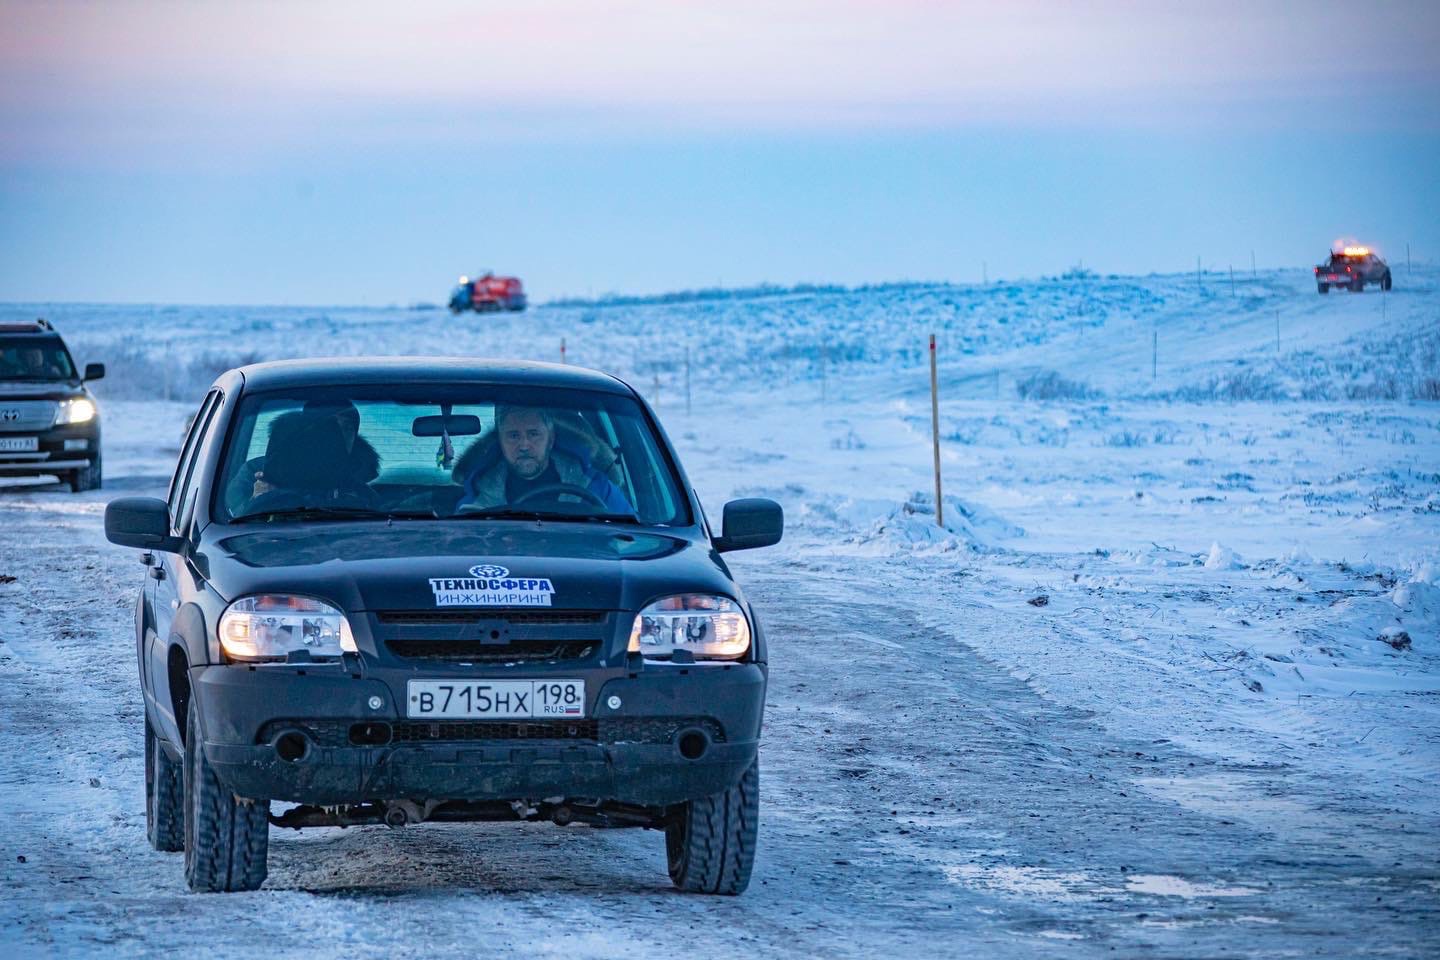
[103,357,781,894]
[1315,246,1392,294]
[0,319,105,492]
[449,273,527,312]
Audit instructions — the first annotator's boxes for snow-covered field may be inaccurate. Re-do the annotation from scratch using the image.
[2,267,1438,957]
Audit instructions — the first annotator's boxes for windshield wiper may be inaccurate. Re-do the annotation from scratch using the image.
[230,506,437,523]
[563,511,643,525]
[454,507,642,524]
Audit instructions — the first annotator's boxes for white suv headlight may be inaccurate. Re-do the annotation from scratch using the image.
[218,594,356,662]
[627,594,750,661]
[54,397,96,425]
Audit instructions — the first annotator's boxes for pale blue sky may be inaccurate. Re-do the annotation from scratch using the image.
[2,0,1437,303]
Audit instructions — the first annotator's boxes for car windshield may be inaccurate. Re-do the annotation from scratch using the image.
[213,383,690,526]
[0,338,75,380]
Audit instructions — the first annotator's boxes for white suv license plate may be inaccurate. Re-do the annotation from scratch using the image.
[406,679,585,719]
[0,436,39,452]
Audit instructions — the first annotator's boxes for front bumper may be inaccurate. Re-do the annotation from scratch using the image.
[0,423,99,476]
[194,660,765,807]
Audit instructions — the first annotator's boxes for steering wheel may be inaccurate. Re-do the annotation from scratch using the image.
[511,482,609,510]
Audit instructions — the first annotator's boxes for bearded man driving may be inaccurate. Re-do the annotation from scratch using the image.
[458,405,631,513]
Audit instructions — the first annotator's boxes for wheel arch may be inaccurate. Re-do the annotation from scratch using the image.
[168,602,211,745]
[167,645,192,745]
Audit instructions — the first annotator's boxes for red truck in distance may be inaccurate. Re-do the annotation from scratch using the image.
[450,273,527,313]
[1315,246,1392,294]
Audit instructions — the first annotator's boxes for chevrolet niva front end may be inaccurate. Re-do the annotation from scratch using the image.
[105,358,782,894]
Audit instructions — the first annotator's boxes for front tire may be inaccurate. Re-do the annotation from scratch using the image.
[665,758,759,895]
[1382,272,1392,291]
[146,717,184,852]
[69,454,101,492]
[183,699,268,892]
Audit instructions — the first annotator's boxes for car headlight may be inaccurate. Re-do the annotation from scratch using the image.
[218,594,356,662]
[55,397,96,425]
[627,594,750,661]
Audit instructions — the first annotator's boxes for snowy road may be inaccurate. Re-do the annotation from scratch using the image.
[2,473,1436,957]
[3,272,1439,956]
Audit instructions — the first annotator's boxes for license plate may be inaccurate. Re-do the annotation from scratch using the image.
[0,436,38,452]
[406,679,585,719]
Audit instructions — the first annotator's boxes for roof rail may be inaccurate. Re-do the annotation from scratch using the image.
[0,318,55,334]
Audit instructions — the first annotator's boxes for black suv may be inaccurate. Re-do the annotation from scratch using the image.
[104,357,782,895]
[1315,247,1392,294]
[0,319,105,491]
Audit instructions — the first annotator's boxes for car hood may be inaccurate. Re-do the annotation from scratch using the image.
[201,520,734,613]
[0,380,87,400]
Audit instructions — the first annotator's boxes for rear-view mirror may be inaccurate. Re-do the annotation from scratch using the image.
[412,414,482,437]
[105,497,183,553]
[714,498,783,553]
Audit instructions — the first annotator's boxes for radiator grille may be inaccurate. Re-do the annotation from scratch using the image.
[385,639,597,663]
[0,400,58,432]
[375,609,607,626]
[390,720,599,742]
[256,716,725,747]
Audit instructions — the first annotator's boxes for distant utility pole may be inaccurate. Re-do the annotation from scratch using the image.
[1275,309,1280,355]
[982,261,988,285]
[653,371,660,406]
[1407,242,1412,274]
[1152,324,1157,382]
[1196,256,1203,293]
[1229,265,1236,296]
[1251,250,1256,277]
[560,337,566,364]
[928,334,943,529]
[820,342,828,403]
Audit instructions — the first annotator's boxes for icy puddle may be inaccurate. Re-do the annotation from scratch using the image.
[1126,874,1260,898]
[941,863,1115,903]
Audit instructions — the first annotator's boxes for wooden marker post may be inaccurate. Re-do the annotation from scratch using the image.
[684,346,691,416]
[929,334,943,528]
[560,337,566,364]
[1275,309,1280,355]
[1152,325,1157,381]
[1229,265,1235,296]
[653,371,660,406]
[1251,250,1256,277]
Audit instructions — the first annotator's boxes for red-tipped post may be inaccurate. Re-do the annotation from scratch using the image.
[929,334,943,528]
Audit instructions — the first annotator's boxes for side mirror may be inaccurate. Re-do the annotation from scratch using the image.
[83,362,105,382]
[714,498,783,553]
[105,497,183,553]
